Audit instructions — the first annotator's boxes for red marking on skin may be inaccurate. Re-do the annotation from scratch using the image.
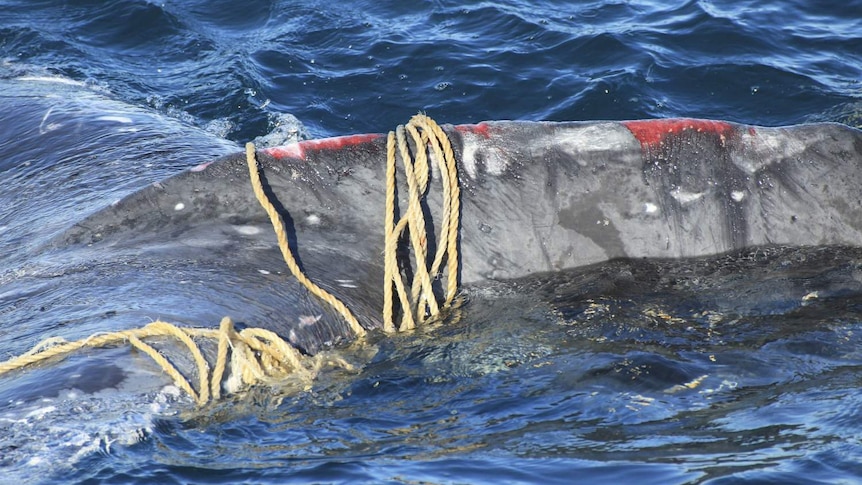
[623,118,735,149]
[303,133,383,151]
[454,122,492,139]
[263,133,383,160]
[748,126,757,136]
[264,143,306,160]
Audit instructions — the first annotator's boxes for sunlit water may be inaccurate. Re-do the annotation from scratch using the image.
[2,0,862,483]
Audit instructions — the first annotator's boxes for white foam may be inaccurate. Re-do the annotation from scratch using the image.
[95,115,133,124]
[25,405,56,420]
[16,75,85,86]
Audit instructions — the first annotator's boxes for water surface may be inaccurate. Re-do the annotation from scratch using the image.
[1,0,862,483]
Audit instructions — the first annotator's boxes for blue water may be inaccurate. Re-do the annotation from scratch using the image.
[4,0,860,139]
[2,0,862,483]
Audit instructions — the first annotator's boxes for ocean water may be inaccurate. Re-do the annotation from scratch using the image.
[1,0,862,483]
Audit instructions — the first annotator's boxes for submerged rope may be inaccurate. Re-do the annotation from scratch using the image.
[0,114,461,405]
[0,317,315,406]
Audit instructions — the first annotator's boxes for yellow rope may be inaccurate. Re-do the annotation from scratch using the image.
[383,114,461,332]
[245,113,460,333]
[0,115,461,405]
[245,142,366,338]
[0,319,318,406]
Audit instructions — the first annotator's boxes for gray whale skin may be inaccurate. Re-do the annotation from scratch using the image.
[60,118,862,352]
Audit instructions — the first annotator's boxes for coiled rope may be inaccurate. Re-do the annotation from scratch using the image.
[384,114,461,332]
[0,114,460,405]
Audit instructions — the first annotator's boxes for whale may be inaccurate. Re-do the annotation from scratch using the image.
[2,75,862,475]
[50,115,862,353]
[2,76,861,358]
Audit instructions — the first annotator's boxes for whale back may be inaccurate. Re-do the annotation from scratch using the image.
[63,119,862,284]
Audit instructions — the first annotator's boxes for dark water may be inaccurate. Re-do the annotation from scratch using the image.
[3,0,861,139]
[2,0,862,483]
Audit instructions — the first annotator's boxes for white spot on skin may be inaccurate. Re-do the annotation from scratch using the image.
[484,148,507,175]
[550,123,634,165]
[233,225,261,235]
[298,315,323,327]
[174,202,185,211]
[644,202,659,214]
[459,132,509,178]
[306,214,321,226]
[258,269,270,275]
[460,142,479,178]
[670,190,705,204]
[733,128,807,174]
[731,190,746,202]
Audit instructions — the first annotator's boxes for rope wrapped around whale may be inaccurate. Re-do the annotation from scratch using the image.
[0,115,461,405]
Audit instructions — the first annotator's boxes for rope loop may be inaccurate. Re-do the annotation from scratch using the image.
[383,114,461,332]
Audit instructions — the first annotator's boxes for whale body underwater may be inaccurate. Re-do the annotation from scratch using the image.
[2,78,862,384]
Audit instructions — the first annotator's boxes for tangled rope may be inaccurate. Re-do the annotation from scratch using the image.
[0,114,461,405]
[0,317,320,406]
[383,114,461,332]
